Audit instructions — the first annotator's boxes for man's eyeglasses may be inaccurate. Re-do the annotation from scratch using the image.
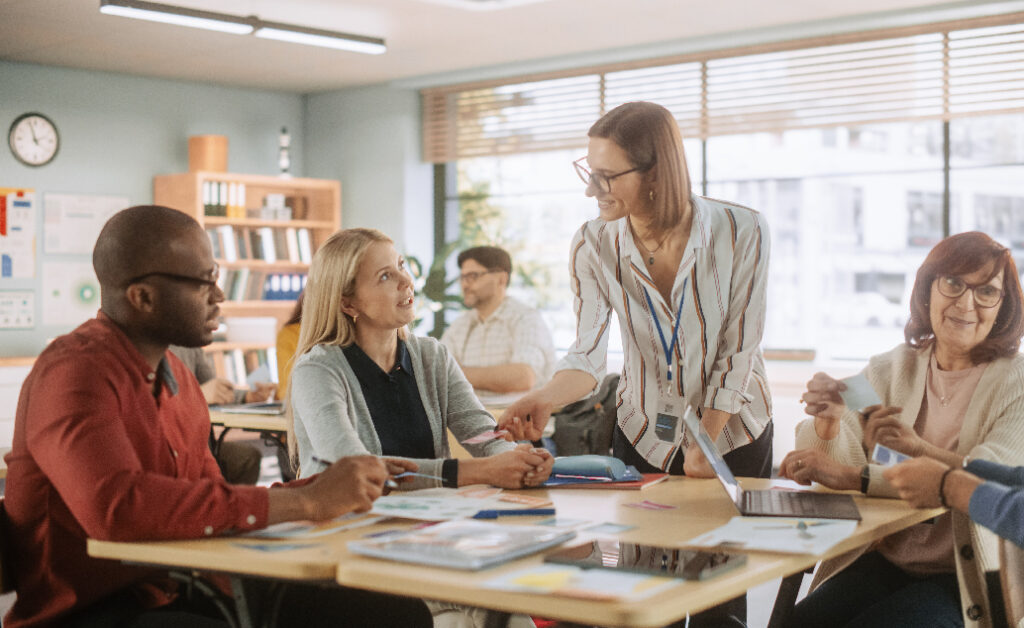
[458,270,499,284]
[573,157,645,194]
[936,275,1004,308]
[127,264,220,291]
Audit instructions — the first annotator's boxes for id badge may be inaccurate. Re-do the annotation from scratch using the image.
[655,396,684,443]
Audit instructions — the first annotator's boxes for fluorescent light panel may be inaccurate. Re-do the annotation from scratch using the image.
[99,0,253,35]
[98,0,386,54]
[255,23,386,55]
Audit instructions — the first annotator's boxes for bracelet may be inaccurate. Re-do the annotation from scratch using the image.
[938,467,955,509]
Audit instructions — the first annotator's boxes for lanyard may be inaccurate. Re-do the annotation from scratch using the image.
[641,278,687,381]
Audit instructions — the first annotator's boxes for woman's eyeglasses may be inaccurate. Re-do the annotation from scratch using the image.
[572,157,644,195]
[936,275,1004,308]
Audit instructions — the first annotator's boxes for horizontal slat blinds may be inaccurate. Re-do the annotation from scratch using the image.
[422,12,1024,163]
[949,24,1024,115]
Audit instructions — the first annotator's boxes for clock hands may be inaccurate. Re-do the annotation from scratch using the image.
[28,118,39,145]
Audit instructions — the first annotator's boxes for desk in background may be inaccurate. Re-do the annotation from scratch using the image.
[208,411,293,481]
[89,478,943,628]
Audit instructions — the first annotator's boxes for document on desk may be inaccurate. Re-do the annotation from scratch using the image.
[245,512,384,539]
[485,563,677,600]
[686,516,858,555]
[370,489,503,521]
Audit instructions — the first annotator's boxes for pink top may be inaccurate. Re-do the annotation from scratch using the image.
[879,353,987,575]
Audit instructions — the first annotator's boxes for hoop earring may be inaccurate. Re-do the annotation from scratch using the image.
[351,313,359,325]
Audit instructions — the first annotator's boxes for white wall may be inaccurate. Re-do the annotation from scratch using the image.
[0,60,306,357]
[303,85,434,263]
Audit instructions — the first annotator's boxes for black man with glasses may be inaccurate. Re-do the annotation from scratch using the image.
[3,205,430,627]
[782,231,1024,628]
[440,245,555,398]
[500,101,773,627]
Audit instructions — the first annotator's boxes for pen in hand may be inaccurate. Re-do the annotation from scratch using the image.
[311,456,399,490]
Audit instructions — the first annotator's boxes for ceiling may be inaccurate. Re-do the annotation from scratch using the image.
[0,0,1013,93]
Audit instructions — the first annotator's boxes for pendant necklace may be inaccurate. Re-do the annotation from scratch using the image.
[929,362,952,407]
[630,222,667,265]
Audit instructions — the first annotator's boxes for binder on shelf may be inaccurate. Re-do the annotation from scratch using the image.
[258,227,277,263]
[219,182,229,217]
[236,227,252,260]
[248,228,263,261]
[205,227,222,259]
[296,228,312,263]
[284,227,300,263]
[229,349,247,388]
[231,268,251,301]
[272,228,290,263]
[217,225,237,261]
[202,181,214,216]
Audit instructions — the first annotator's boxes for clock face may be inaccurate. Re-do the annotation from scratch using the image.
[8,113,60,167]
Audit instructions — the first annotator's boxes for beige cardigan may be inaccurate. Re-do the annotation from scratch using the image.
[795,343,1024,628]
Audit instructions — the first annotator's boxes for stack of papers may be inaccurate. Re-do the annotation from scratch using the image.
[347,520,576,570]
[485,563,678,600]
[686,517,858,555]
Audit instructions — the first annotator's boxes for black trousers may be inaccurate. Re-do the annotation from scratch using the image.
[613,420,775,628]
[65,578,433,628]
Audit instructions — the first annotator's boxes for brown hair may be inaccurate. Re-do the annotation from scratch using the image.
[905,231,1024,363]
[588,101,692,234]
[457,246,512,274]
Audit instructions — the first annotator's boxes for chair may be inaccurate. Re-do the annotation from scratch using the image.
[0,498,16,595]
[1000,538,1024,627]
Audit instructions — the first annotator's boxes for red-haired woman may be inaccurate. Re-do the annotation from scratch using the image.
[782,231,1024,628]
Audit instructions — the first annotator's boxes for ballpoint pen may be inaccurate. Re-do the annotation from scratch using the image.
[310,456,400,489]
[553,474,613,482]
[472,508,556,519]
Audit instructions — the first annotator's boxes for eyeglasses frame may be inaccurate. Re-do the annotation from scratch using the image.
[573,157,646,195]
[935,275,1005,309]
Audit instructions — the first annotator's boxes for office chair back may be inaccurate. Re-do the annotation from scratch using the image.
[1001,538,1024,627]
[0,498,15,594]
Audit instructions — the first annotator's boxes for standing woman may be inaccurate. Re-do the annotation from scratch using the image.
[499,101,773,626]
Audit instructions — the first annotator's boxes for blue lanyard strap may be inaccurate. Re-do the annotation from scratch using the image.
[641,278,688,381]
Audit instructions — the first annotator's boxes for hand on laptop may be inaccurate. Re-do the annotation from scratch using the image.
[779,448,859,491]
[682,441,716,478]
[245,382,277,404]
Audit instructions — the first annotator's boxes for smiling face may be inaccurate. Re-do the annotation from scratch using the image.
[929,265,1004,364]
[585,136,652,222]
[342,241,416,332]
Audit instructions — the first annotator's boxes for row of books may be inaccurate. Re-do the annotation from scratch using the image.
[218,269,307,301]
[220,347,279,389]
[202,180,248,217]
[206,225,313,263]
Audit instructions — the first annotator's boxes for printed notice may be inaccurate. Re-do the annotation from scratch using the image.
[42,262,100,327]
[0,189,36,278]
[0,291,34,329]
[44,193,127,255]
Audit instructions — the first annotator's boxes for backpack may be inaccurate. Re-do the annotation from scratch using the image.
[550,373,620,456]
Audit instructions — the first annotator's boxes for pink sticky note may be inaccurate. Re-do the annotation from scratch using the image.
[461,430,509,444]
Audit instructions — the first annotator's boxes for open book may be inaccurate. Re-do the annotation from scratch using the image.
[347,520,576,570]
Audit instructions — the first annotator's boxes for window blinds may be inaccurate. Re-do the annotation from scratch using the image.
[422,12,1024,163]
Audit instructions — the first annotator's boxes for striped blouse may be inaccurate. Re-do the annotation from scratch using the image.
[557,195,773,470]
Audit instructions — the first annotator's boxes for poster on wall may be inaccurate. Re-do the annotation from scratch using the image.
[0,291,34,329]
[0,188,36,279]
[41,262,99,327]
[44,193,128,255]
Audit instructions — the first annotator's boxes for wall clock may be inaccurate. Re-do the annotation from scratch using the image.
[8,112,60,167]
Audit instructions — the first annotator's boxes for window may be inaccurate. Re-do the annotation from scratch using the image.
[428,16,1024,361]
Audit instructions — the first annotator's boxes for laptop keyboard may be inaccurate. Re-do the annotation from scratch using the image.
[743,490,818,516]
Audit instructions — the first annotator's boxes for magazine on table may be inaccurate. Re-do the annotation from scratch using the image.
[347,520,576,570]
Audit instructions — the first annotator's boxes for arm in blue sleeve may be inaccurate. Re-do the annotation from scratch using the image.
[966,458,1024,487]
[968,480,1024,549]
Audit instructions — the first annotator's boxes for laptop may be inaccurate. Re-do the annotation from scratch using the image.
[210,401,285,416]
[681,411,861,521]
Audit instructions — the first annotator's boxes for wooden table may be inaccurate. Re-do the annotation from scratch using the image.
[88,477,942,627]
[208,411,292,481]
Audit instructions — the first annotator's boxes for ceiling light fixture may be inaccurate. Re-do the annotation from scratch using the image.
[254,22,386,55]
[98,0,387,54]
[99,0,254,35]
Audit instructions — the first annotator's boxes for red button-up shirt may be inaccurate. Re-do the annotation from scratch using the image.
[4,313,270,627]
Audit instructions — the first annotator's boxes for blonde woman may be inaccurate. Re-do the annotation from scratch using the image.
[287,228,552,491]
[286,228,549,628]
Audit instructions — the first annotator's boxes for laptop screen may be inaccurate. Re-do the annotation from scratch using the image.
[680,411,743,508]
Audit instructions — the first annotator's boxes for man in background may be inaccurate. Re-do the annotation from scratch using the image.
[169,344,272,484]
[441,246,555,395]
